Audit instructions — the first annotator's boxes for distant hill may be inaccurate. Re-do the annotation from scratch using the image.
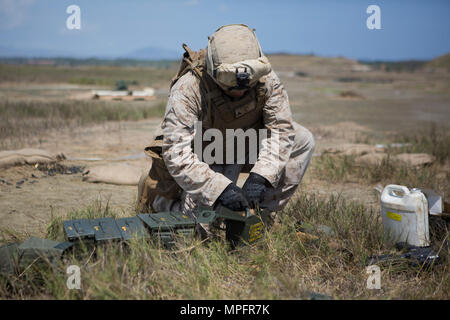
[0,45,182,61]
[0,46,76,58]
[426,53,450,69]
[122,46,181,60]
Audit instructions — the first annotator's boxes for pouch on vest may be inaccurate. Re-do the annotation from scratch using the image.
[143,135,182,208]
[138,44,202,213]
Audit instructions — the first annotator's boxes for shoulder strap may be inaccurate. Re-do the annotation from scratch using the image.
[255,77,267,108]
[170,44,206,90]
[169,44,267,127]
[169,44,215,126]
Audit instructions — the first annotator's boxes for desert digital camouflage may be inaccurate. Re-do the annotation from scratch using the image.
[137,24,315,219]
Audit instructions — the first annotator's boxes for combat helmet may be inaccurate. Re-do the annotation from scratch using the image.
[205,24,272,91]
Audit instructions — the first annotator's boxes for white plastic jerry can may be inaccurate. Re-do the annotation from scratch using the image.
[380,184,430,247]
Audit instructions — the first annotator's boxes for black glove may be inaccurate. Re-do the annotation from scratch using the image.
[217,183,249,212]
[242,173,268,208]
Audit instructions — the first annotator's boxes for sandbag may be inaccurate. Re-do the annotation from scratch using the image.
[323,144,384,156]
[355,152,435,167]
[395,153,435,167]
[82,163,149,186]
[0,148,66,169]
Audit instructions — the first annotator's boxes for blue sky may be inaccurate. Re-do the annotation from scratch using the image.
[0,0,449,60]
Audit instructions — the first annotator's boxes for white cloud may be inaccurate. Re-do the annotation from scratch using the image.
[0,0,35,29]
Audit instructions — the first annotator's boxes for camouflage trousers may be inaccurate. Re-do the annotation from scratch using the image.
[137,121,315,218]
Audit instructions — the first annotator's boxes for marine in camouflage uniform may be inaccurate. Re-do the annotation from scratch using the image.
[138,24,315,220]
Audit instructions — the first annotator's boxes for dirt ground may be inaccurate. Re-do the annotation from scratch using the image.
[1,55,449,236]
[0,119,160,234]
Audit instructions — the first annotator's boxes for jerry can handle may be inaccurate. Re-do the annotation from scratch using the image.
[385,184,410,198]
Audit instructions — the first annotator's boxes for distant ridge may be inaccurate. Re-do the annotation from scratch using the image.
[122,46,182,60]
[0,46,76,58]
[0,45,182,61]
[426,53,450,69]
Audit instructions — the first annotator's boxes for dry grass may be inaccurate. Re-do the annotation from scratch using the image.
[391,125,450,165]
[0,99,166,150]
[0,57,448,300]
[0,64,175,88]
[313,127,450,198]
[0,63,172,150]
[0,192,448,300]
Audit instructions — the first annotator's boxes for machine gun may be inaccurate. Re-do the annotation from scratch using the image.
[0,206,272,276]
[366,244,441,267]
